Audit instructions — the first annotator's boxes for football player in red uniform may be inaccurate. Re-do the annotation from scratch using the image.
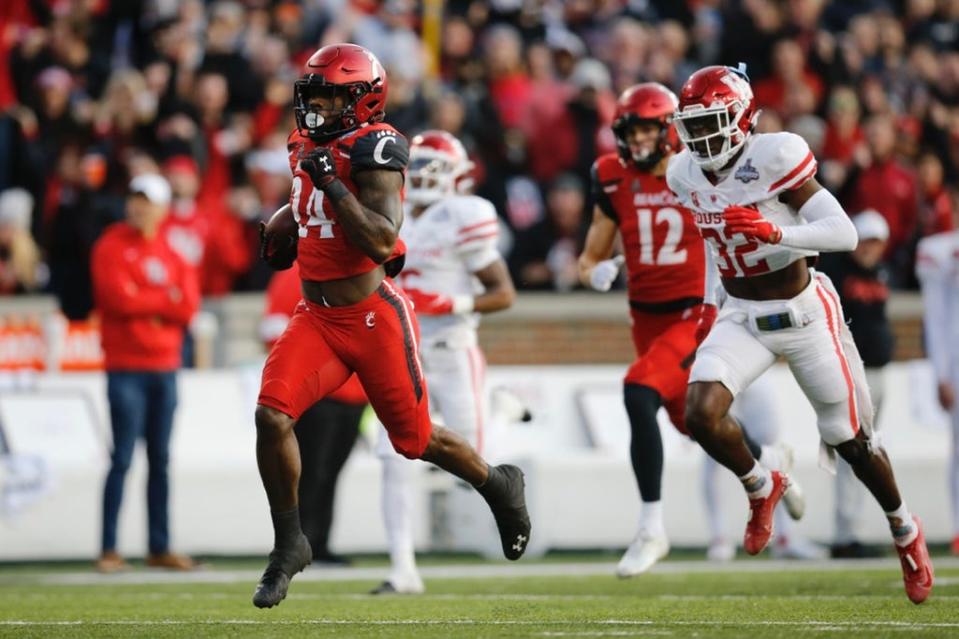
[254,44,530,608]
[578,83,712,576]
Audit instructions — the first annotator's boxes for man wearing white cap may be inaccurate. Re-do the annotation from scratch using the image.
[819,210,894,557]
[90,173,200,572]
[916,219,959,555]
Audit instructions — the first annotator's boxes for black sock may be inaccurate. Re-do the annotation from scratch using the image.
[476,464,506,503]
[271,507,302,549]
[741,428,763,460]
[623,384,663,502]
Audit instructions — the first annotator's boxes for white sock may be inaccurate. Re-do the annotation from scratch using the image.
[381,456,419,580]
[885,502,917,547]
[739,461,773,499]
[639,500,665,538]
[758,445,783,471]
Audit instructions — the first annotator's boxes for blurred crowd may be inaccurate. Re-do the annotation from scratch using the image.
[1,0,958,309]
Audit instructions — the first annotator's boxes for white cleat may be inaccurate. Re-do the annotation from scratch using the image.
[706,538,736,562]
[771,536,828,560]
[616,533,669,578]
[782,477,806,521]
[369,572,425,595]
[770,443,805,521]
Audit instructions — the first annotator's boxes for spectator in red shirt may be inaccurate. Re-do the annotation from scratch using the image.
[91,174,200,573]
[850,113,919,280]
[261,263,366,564]
[752,39,825,119]
[916,151,956,238]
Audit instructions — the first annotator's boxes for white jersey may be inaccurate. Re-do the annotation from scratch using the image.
[916,230,959,382]
[399,194,501,348]
[667,132,818,279]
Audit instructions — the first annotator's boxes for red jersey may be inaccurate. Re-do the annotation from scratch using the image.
[91,223,200,371]
[591,154,705,304]
[287,124,409,282]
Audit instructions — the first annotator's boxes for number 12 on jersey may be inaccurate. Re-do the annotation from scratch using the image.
[636,207,688,265]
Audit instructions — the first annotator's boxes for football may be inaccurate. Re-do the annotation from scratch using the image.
[260,203,298,270]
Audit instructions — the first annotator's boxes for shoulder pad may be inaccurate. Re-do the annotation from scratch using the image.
[749,132,816,197]
[591,157,621,222]
[350,127,409,174]
[665,152,691,203]
[449,195,498,230]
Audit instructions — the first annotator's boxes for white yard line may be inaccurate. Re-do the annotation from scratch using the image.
[5,557,958,587]
[1,620,958,628]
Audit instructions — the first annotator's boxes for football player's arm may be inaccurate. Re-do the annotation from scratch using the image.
[778,179,857,251]
[724,178,857,251]
[330,168,404,264]
[578,205,622,291]
[472,258,516,313]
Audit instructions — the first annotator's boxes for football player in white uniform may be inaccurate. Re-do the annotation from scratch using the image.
[667,65,933,604]
[373,130,516,593]
[916,228,959,556]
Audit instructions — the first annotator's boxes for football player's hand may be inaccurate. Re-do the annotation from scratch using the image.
[405,288,474,315]
[299,147,337,189]
[723,206,782,244]
[694,303,718,344]
[589,255,625,292]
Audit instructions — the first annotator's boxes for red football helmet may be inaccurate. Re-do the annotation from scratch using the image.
[294,44,388,143]
[612,83,679,169]
[673,65,759,172]
[406,130,475,206]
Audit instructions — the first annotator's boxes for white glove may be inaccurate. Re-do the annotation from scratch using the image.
[589,255,625,292]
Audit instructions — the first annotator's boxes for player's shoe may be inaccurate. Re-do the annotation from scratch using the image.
[369,573,425,595]
[950,534,959,556]
[616,533,669,578]
[895,516,934,605]
[706,538,736,562]
[482,464,531,560]
[772,443,805,521]
[252,533,312,609]
[743,471,788,555]
[771,536,827,560]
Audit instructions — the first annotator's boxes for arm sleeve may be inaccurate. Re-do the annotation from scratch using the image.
[161,256,200,325]
[590,162,618,222]
[91,236,175,318]
[777,188,858,252]
[916,243,954,381]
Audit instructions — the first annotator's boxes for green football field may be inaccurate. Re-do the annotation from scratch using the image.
[1,556,958,638]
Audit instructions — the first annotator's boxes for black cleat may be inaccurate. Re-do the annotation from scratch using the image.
[369,581,397,595]
[252,534,312,608]
[485,464,531,560]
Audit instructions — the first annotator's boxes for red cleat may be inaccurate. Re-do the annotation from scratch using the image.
[743,471,788,555]
[950,534,959,557]
[896,516,934,605]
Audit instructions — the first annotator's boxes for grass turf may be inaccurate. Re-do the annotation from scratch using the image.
[0,561,957,638]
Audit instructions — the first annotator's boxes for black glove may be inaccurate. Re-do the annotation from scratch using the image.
[258,221,297,270]
[299,147,337,189]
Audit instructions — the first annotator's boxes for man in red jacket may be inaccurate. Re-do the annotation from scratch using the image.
[91,173,201,573]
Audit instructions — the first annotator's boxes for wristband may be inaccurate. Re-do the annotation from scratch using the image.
[451,295,474,314]
[323,178,350,201]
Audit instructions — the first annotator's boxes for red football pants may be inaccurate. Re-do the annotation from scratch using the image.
[625,307,700,433]
[258,279,431,459]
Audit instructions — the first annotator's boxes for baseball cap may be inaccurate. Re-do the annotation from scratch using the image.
[129,174,172,207]
[852,210,889,242]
